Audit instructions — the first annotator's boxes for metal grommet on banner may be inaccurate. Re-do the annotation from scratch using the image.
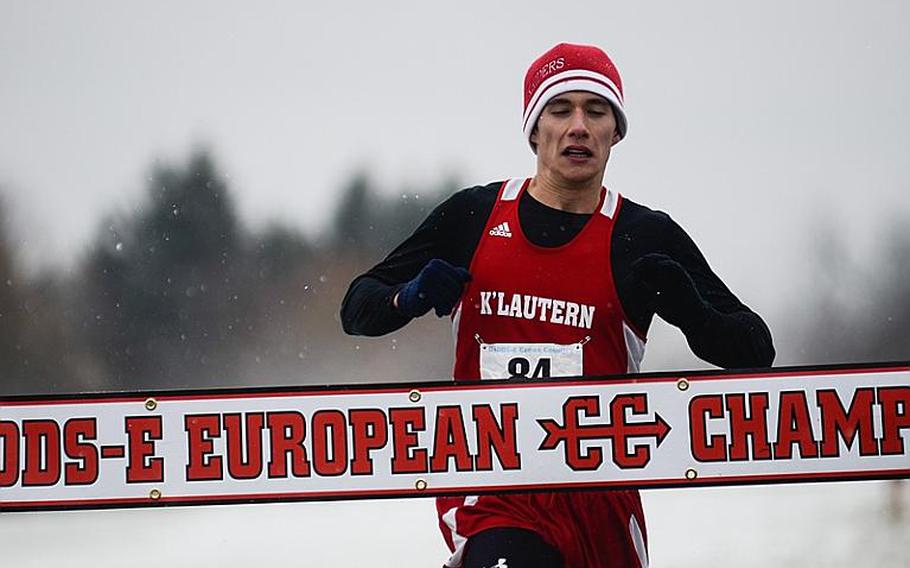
[144,398,158,411]
[685,468,698,480]
[415,479,428,491]
[149,489,162,501]
[677,378,690,392]
[408,390,421,403]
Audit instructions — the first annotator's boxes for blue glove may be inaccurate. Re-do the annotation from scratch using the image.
[396,259,472,318]
[631,253,710,329]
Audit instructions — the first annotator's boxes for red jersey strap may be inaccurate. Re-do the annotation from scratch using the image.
[601,185,621,218]
[499,178,527,201]
[498,178,622,219]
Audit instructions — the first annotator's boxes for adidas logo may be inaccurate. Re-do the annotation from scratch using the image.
[486,559,508,568]
[489,222,512,238]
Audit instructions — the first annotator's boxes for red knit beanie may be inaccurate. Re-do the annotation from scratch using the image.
[523,43,627,148]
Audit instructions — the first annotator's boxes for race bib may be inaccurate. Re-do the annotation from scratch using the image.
[479,341,584,380]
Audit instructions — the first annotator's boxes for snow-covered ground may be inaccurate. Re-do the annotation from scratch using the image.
[2,481,907,567]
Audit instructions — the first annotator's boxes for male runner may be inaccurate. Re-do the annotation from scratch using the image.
[341,43,774,568]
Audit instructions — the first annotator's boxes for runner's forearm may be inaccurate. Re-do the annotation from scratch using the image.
[340,276,409,336]
[683,308,775,368]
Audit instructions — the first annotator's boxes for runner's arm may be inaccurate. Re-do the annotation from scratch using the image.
[663,217,776,368]
[340,186,494,336]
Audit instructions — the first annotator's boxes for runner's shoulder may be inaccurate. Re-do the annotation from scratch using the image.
[616,195,701,256]
[433,180,503,219]
[617,195,674,229]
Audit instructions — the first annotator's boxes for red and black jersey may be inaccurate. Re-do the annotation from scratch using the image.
[453,178,643,381]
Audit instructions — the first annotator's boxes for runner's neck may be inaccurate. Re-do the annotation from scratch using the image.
[528,175,601,214]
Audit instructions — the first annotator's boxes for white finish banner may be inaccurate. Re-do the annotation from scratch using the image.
[1,363,908,511]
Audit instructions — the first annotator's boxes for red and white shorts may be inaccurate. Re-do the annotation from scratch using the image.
[437,489,648,568]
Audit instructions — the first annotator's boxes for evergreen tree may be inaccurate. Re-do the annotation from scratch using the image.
[83,151,250,387]
[0,197,25,388]
[801,217,910,364]
[331,172,376,253]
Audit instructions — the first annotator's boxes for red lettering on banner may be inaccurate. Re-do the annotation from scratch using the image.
[538,394,670,471]
[566,396,604,470]
[312,411,348,476]
[430,406,472,473]
[266,412,310,478]
[473,403,521,471]
[349,409,388,476]
[125,416,163,483]
[63,418,99,485]
[816,388,877,457]
[879,386,910,456]
[224,413,265,480]
[0,420,19,487]
[611,394,660,468]
[773,391,819,459]
[22,420,61,487]
[689,395,727,462]
[185,414,222,481]
[389,408,428,474]
[726,393,772,461]
[540,396,604,471]
[688,387,905,464]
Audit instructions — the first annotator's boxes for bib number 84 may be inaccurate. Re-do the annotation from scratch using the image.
[507,356,551,379]
[479,342,584,380]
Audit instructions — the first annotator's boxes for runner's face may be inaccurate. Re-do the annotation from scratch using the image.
[531,92,621,186]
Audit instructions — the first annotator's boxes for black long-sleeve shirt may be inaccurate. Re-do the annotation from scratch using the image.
[341,181,775,369]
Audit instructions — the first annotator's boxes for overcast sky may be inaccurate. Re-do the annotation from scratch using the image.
[2,0,909,358]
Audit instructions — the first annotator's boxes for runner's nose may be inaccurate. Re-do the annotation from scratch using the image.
[567,108,590,139]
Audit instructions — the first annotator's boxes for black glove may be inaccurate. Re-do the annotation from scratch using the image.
[631,253,710,329]
[395,259,472,318]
